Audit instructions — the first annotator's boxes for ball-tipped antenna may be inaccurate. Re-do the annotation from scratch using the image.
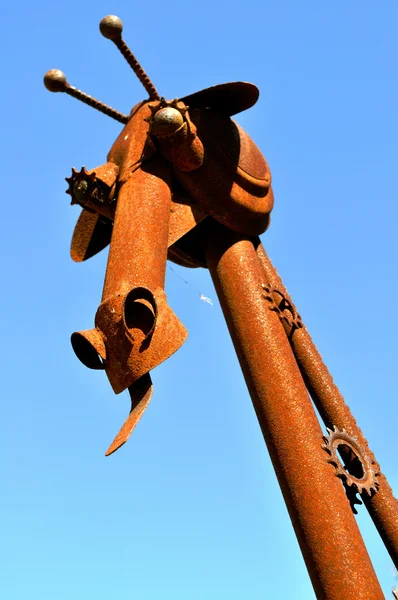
[43,69,129,124]
[99,15,160,100]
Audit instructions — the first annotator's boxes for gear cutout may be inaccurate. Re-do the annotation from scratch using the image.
[322,426,380,513]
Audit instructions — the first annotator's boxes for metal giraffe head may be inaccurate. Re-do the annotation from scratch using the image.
[43,15,274,455]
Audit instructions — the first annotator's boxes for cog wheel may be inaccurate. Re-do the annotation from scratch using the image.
[144,97,191,139]
[322,426,380,512]
[145,97,189,120]
[66,166,116,218]
[261,283,303,337]
[65,166,97,208]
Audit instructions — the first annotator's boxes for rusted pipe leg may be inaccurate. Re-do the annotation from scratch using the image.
[256,241,398,569]
[205,224,383,600]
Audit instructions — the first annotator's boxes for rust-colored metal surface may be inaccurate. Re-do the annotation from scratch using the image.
[205,225,384,599]
[256,243,398,569]
[43,14,397,599]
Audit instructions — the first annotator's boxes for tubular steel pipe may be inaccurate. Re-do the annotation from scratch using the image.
[205,224,384,600]
[102,157,172,300]
[256,242,398,569]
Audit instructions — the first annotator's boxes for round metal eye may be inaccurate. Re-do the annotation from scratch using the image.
[150,107,184,136]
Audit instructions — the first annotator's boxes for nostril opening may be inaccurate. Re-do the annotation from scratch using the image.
[124,287,157,339]
[71,331,105,370]
[125,299,155,335]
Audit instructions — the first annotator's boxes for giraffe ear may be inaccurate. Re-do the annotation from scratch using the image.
[180,82,259,116]
[70,209,112,262]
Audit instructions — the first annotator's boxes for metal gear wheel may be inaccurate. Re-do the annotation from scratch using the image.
[322,426,380,512]
[261,283,303,338]
[66,166,116,219]
[146,97,188,119]
[65,166,97,209]
[145,97,190,138]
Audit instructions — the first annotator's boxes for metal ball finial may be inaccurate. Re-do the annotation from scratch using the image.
[100,15,123,40]
[98,14,159,99]
[42,69,128,123]
[43,69,67,93]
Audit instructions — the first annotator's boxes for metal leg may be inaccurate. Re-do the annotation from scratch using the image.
[256,241,398,569]
[205,224,384,599]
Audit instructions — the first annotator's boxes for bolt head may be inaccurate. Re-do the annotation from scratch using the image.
[43,69,67,92]
[73,180,90,204]
[151,107,184,136]
[100,15,123,39]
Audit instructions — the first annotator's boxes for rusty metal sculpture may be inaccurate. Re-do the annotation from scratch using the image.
[44,15,397,599]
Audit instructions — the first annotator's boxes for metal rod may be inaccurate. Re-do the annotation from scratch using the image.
[66,84,129,123]
[112,38,160,100]
[256,241,398,569]
[205,223,384,599]
[43,69,129,124]
[99,16,160,100]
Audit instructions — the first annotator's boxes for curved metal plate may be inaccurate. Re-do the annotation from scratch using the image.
[180,82,259,116]
[105,374,153,456]
[70,209,113,262]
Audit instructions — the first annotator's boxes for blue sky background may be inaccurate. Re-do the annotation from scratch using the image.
[1,1,397,598]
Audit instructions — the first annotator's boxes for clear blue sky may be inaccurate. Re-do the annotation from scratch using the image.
[1,1,397,598]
